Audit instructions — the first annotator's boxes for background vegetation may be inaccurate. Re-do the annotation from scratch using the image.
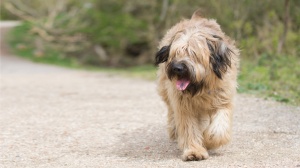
[1,0,299,105]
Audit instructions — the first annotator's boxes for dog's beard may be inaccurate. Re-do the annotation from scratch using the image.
[185,81,205,96]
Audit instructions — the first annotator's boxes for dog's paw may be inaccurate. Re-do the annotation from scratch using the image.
[204,130,230,150]
[182,148,209,161]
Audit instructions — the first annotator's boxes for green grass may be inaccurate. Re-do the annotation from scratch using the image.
[238,54,300,105]
[7,24,300,105]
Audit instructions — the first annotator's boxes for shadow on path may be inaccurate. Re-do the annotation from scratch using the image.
[110,124,180,161]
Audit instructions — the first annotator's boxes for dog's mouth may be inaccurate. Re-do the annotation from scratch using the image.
[176,79,190,91]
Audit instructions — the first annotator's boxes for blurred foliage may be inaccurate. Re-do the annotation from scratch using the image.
[238,55,300,105]
[2,0,300,64]
[2,0,300,104]
[0,1,16,20]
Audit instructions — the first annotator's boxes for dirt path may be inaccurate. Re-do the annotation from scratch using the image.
[0,22,300,168]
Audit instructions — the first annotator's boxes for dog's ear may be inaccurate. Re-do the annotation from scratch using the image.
[191,9,204,20]
[207,36,232,79]
[155,45,171,66]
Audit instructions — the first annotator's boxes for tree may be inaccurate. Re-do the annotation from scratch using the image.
[277,0,290,54]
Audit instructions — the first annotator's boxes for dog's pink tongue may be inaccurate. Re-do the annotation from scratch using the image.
[176,80,190,91]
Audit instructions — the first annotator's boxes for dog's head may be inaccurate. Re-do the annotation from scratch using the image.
[155,12,232,96]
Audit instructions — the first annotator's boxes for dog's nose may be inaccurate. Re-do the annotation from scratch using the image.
[172,63,186,75]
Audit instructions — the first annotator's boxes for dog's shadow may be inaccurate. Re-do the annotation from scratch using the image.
[109,124,181,161]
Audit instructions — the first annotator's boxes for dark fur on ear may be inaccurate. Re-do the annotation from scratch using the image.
[155,45,171,66]
[207,36,232,79]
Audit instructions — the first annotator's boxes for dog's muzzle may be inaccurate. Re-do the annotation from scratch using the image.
[170,62,188,78]
[167,62,191,91]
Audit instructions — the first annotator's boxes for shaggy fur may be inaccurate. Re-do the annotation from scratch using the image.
[156,10,239,161]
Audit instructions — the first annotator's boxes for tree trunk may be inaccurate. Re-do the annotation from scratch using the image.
[277,0,290,54]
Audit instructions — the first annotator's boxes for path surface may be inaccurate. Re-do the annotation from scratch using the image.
[0,23,300,168]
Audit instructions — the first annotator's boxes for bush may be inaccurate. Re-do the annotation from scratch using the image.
[81,1,149,66]
[3,0,163,67]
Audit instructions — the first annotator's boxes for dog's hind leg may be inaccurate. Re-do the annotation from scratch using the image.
[157,75,177,140]
[174,107,209,161]
[203,108,232,150]
[167,108,177,140]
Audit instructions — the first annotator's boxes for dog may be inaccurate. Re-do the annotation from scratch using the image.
[155,10,239,161]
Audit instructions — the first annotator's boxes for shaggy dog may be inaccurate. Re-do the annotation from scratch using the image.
[155,10,239,161]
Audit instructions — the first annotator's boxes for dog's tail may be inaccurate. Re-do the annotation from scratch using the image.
[191,9,205,20]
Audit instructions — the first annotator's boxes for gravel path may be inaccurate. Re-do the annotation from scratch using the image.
[0,22,300,168]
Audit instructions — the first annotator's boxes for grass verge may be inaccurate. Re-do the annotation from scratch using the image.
[238,54,300,105]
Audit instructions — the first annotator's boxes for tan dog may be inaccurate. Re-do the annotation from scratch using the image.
[155,10,239,161]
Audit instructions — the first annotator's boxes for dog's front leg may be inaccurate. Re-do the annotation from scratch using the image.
[174,108,209,161]
[204,108,232,149]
